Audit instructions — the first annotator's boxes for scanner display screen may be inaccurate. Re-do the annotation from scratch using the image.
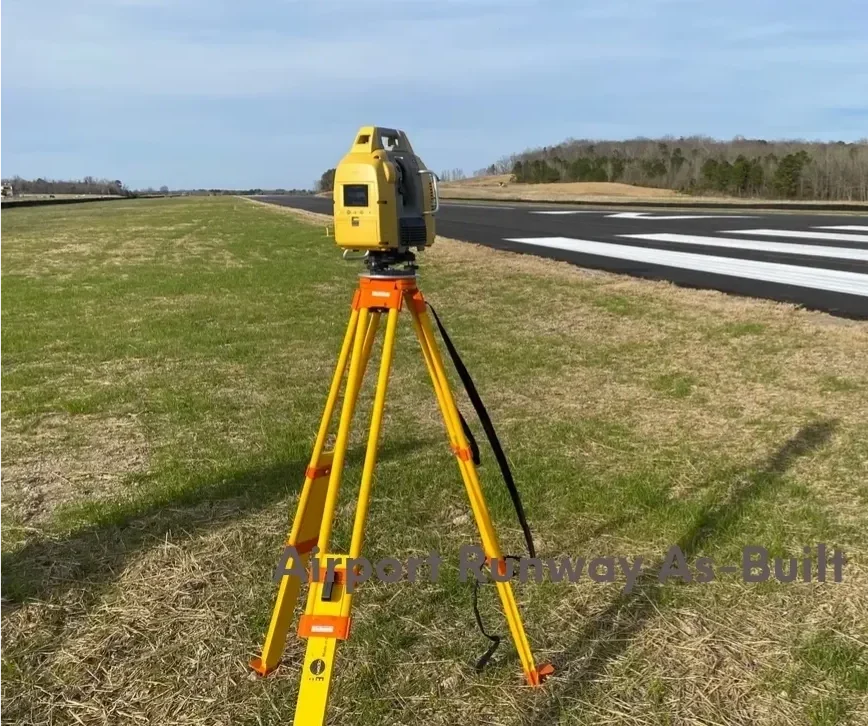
[343,184,369,207]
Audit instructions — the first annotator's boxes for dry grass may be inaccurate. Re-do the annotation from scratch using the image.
[3,197,867,726]
[444,175,680,198]
[248,200,868,724]
[440,174,868,208]
[440,176,683,204]
[1,412,150,523]
[245,196,332,226]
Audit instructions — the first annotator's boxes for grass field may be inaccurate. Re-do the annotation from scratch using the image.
[2,196,868,725]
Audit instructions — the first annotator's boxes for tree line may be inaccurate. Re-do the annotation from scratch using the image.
[317,168,336,192]
[497,137,868,200]
[1,176,314,198]
[2,176,132,196]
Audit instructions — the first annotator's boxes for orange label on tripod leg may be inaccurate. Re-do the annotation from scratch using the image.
[298,615,351,640]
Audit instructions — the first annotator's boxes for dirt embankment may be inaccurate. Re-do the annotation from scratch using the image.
[439,175,868,208]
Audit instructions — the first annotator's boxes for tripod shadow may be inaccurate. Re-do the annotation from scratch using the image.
[2,436,438,609]
[525,420,837,725]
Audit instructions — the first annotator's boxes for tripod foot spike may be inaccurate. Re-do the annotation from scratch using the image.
[249,656,277,677]
[528,663,555,685]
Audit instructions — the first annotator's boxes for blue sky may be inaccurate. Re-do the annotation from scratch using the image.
[2,0,867,190]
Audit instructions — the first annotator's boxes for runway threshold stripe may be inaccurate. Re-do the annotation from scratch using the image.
[619,233,868,262]
[503,237,868,297]
[722,229,868,243]
[815,225,868,232]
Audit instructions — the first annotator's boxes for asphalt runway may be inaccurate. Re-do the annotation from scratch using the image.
[255,195,868,318]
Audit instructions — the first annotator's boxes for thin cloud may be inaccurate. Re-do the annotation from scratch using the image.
[2,0,866,187]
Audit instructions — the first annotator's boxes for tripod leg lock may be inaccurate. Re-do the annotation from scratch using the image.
[451,443,474,461]
[305,463,332,480]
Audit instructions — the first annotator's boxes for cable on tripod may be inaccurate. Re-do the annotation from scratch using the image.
[426,302,536,671]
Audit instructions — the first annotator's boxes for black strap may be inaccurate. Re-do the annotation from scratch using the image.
[470,554,524,672]
[471,577,501,672]
[426,303,536,672]
[427,303,536,559]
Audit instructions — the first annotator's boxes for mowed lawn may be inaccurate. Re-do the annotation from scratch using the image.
[2,196,867,726]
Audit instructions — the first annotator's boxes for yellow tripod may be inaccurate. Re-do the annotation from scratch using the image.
[251,272,550,725]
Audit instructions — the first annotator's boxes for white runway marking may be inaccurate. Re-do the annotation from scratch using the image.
[606,212,754,220]
[503,237,868,297]
[723,229,868,243]
[530,210,601,215]
[815,225,868,232]
[530,210,755,219]
[620,233,868,262]
[446,203,515,210]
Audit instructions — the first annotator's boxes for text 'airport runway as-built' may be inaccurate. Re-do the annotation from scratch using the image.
[255,195,868,319]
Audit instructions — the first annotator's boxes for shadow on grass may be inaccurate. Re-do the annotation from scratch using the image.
[1,437,438,608]
[525,419,838,726]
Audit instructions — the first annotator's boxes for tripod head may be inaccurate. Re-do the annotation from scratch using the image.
[333,127,439,260]
[362,249,418,276]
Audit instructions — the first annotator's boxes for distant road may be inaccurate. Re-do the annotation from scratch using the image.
[256,195,868,319]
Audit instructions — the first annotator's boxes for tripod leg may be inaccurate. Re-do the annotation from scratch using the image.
[408,300,544,685]
[293,306,399,726]
[349,306,399,560]
[289,304,371,724]
[360,310,381,377]
[315,304,371,552]
[252,305,370,675]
